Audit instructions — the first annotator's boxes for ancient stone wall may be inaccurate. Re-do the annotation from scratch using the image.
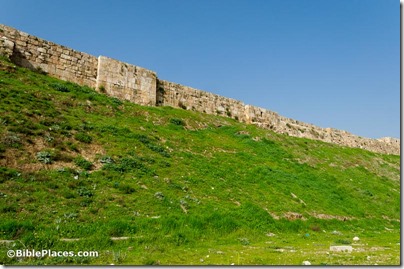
[0,24,399,155]
[96,56,157,106]
[157,79,246,122]
[0,24,98,88]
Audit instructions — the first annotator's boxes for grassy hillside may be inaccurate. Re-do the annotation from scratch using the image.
[0,57,400,265]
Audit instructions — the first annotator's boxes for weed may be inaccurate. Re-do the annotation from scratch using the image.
[36,151,53,164]
[310,224,321,232]
[34,66,47,75]
[170,118,185,126]
[99,156,114,164]
[113,182,136,194]
[239,237,250,245]
[335,239,351,245]
[50,83,69,92]
[74,156,93,170]
[107,220,136,237]
[74,132,92,143]
[77,187,94,198]
[0,167,21,182]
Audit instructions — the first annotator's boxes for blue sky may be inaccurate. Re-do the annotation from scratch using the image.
[0,0,399,139]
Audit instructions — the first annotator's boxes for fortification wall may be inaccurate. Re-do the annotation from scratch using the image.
[0,24,98,87]
[0,24,399,155]
[96,56,156,106]
[157,79,246,122]
[0,24,157,106]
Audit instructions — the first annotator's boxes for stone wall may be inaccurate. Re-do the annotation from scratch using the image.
[0,24,98,88]
[157,79,246,121]
[96,56,157,106]
[0,24,399,155]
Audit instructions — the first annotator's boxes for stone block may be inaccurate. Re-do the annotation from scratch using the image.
[330,246,353,252]
[61,54,71,60]
[37,47,46,53]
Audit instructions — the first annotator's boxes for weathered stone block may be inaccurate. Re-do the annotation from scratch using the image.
[37,47,46,53]
[330,246,353,253]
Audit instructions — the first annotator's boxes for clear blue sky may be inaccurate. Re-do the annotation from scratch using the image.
[0,0,399,139]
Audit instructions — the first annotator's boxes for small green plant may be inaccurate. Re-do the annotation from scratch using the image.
[239,237,250,245]
[116,184,136,194]
[99,156,114,164]
[146,144,170,157]
[34,66,47,75]
[74,132,92,143]
[107,220,135,237]
[111,98,122,107]
[335,239,351,245]
[50,83,69,92]
[36,151,53,164]
[170,118,185,126]
[98,85,106,93]
[74,157,93,170]
[2,132,21,148]
[77,187,93,198]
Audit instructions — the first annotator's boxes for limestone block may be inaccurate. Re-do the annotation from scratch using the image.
[3,38,14,50]
[61,54,71,60]
[16,40,27,47]
[330,246,353,252]
[96,56,156,106]
[37,47,46,53]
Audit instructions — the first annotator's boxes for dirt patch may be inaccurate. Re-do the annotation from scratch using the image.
[309,212,353,221]
[284,212,306,221]
[1,136,105,173]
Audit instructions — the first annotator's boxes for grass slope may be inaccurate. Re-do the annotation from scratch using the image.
[0,57,400,265]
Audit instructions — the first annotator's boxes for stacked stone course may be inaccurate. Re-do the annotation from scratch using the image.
[157,80,246,122]
[0,24,399,155]
[0,24,98,87]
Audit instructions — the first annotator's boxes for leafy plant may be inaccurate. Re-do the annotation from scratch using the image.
[77,187,93,198]
[36,151,53,164]
[50,83,69,92]
[74,156,93,170]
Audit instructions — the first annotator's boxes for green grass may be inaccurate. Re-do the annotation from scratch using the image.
[0,57,400,265]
